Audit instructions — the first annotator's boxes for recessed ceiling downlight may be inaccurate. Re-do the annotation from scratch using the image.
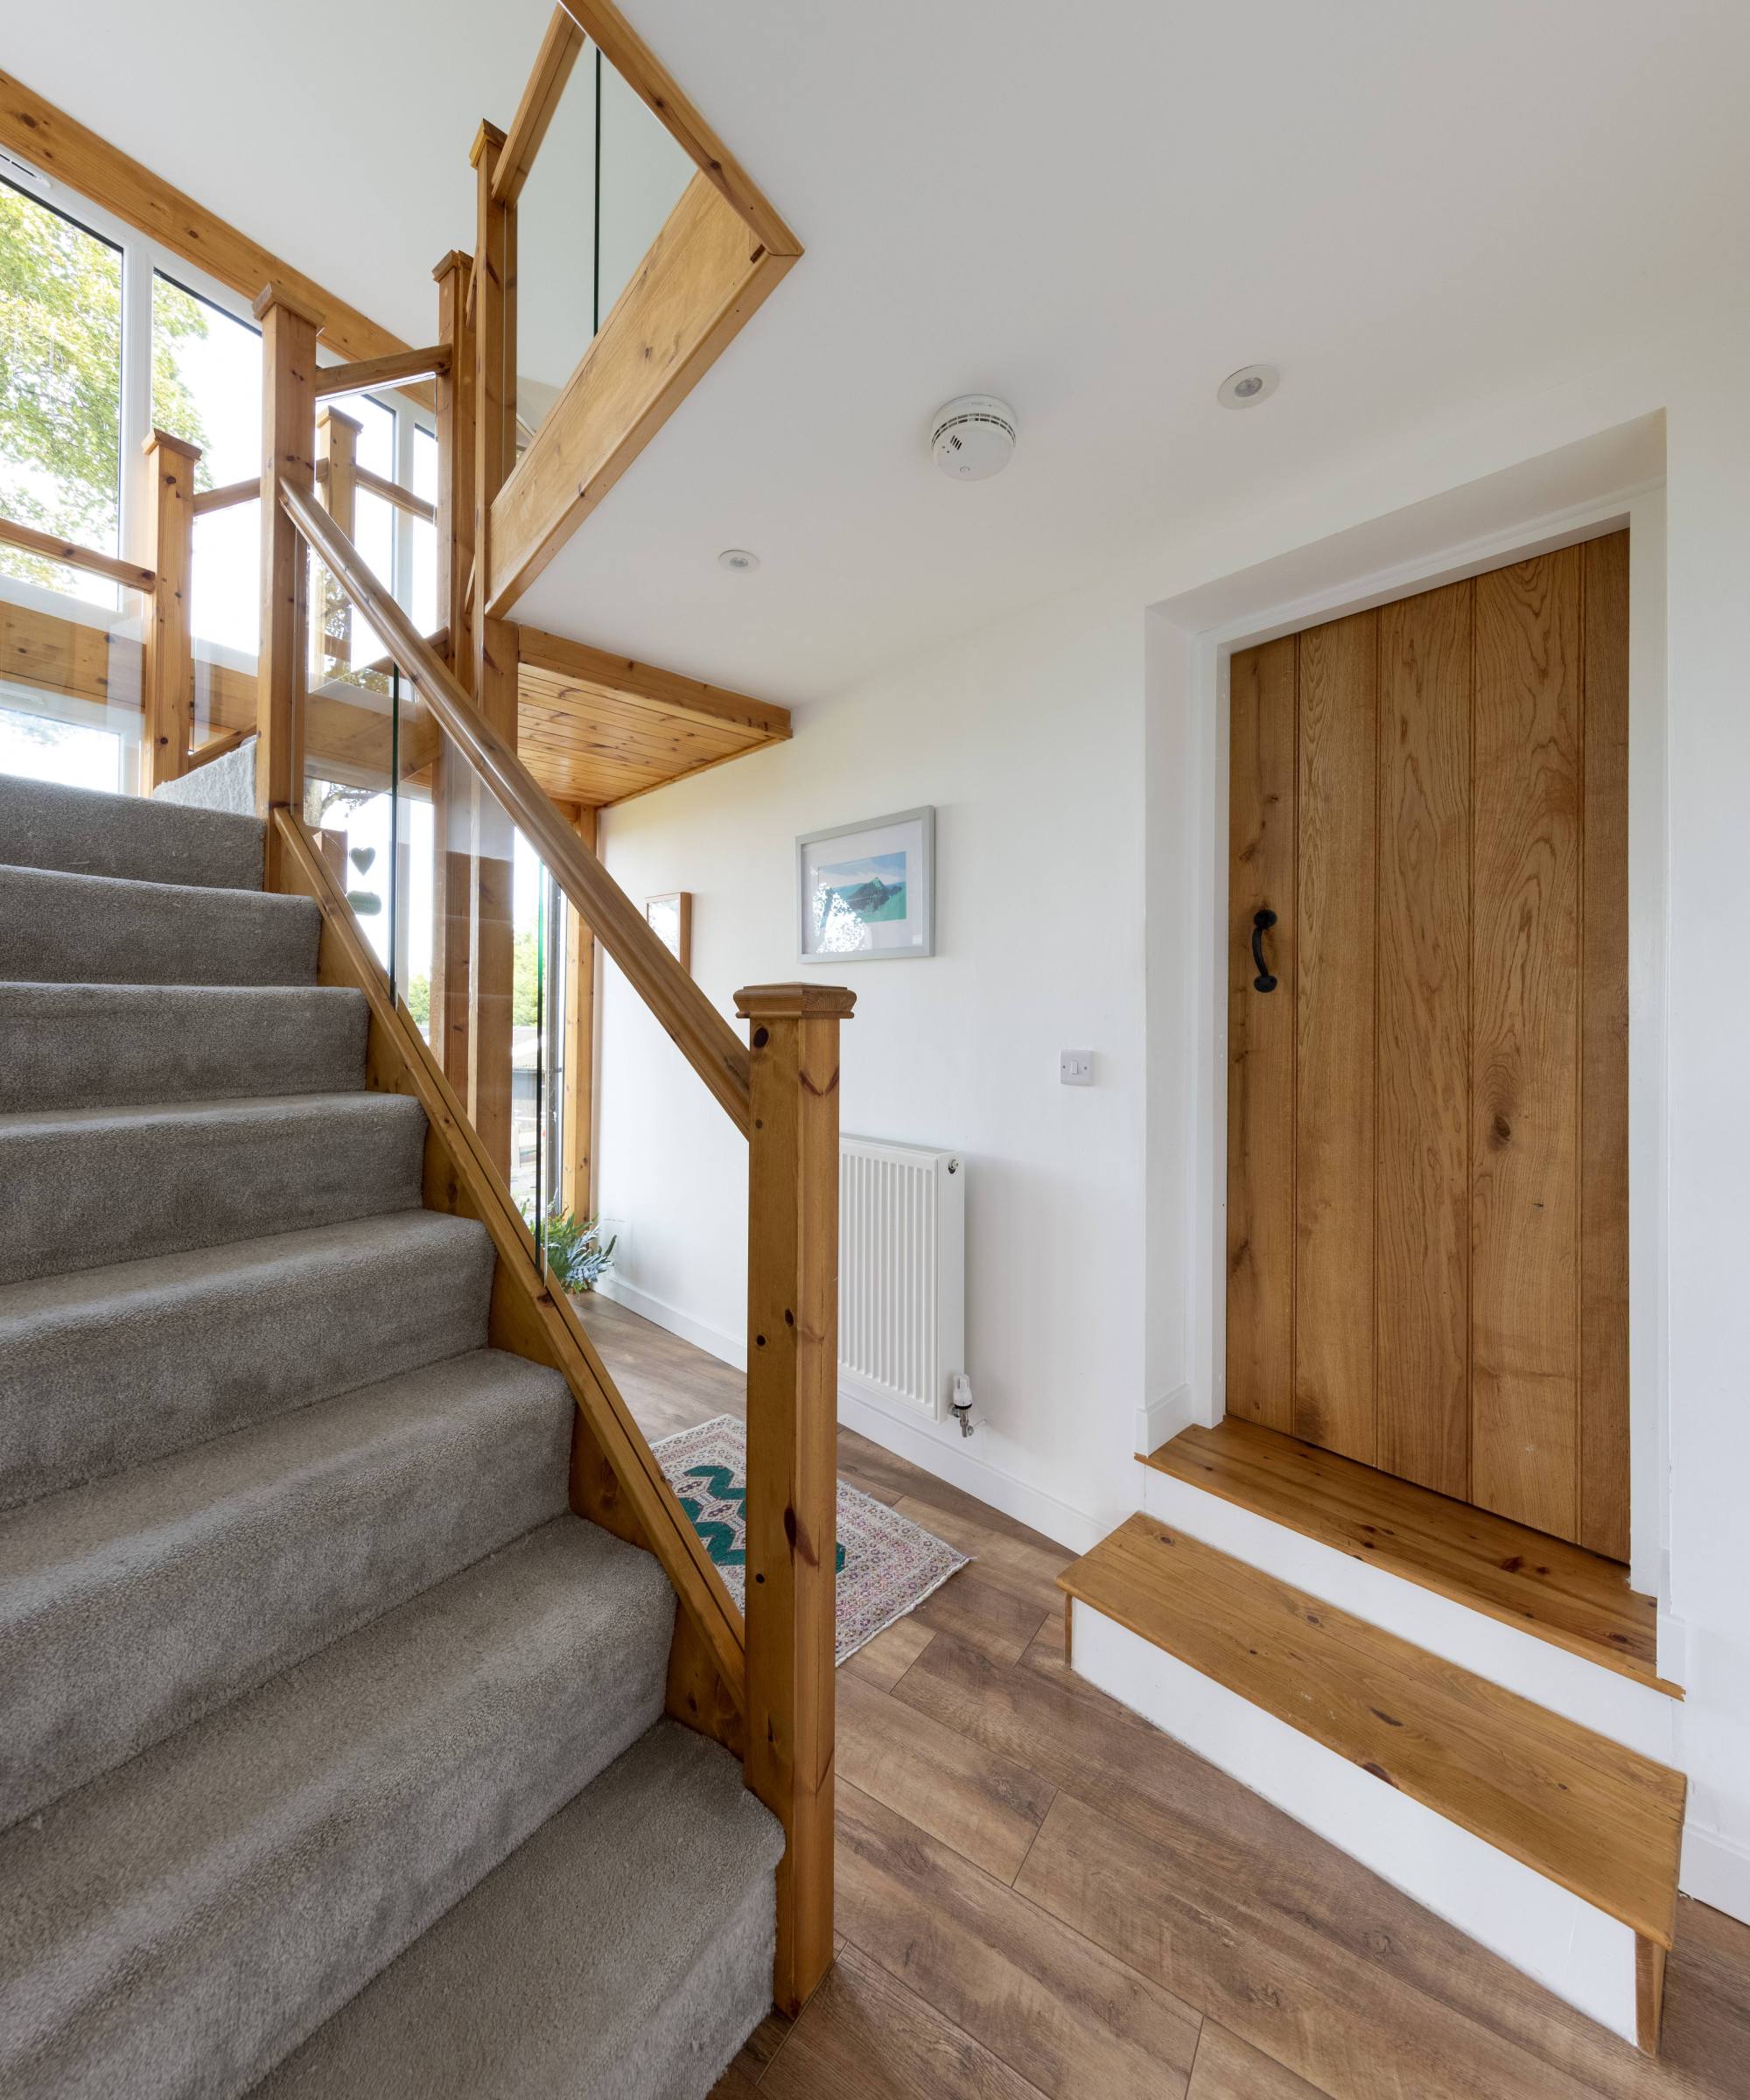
[718,548,760,572]
[1217,364,1279,410]
[929,395,1018,481]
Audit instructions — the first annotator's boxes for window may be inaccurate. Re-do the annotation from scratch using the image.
[0,167,438,649]
[0,178,122,606]
[153,272,262,655]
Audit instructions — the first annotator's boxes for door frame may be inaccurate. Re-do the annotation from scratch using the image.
[1150,450,1669,1602]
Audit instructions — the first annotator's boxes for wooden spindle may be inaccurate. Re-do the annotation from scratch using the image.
[314,405,360,671]
[141,428,199,791]
[736,981,855,2015]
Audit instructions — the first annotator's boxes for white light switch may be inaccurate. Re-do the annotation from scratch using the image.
[1060,1049,1094,1087]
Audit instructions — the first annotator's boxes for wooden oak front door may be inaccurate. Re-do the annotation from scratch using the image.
[1225,534,1629,1558]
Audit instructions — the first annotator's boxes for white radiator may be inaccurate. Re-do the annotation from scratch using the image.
[837,1136,965,1423]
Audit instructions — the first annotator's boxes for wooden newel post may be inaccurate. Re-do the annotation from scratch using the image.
[736,981,855,2016]
[141,429,199,791]
[254,283,320,814]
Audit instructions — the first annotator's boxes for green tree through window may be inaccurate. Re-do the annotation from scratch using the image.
[0,181,207,588]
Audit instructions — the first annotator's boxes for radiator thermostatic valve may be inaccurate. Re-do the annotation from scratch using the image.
[951,1374,976,1438]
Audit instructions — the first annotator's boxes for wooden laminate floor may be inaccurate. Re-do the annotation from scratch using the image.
[578,1293,1750,2100]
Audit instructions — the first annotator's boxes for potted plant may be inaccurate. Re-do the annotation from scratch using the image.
[524,1204,618,1294]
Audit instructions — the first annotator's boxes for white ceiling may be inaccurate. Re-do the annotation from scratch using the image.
[12,2,1750,704]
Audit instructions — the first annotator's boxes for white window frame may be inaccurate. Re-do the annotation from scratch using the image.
[1,159,432,617]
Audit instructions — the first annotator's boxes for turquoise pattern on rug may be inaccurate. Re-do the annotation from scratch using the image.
[654,1415,969,1665]
[675,1461,846,1575]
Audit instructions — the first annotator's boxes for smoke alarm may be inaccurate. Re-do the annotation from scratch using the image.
[929,395,1017,481]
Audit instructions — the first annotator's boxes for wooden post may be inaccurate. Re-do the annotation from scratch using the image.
[735,981,855,2016]
[431,249,474,661]
[140,428,199,791]
[468,122,517,1178]
[429,249,476,1083]
[561,803,598,1219]
[314,405,360,672]
[254,284,321,813]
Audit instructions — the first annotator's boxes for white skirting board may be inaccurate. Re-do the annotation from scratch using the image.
[1139,1464,1678,1766]
[1070,1600,1643,2047]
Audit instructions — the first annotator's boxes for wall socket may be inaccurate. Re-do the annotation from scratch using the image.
[1059,1050,1094,1087]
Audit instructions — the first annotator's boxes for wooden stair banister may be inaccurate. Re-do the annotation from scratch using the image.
[738,984,854,2015]
[272,472,753,1133]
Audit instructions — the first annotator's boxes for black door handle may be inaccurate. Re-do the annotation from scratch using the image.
[1251,909,1278,993]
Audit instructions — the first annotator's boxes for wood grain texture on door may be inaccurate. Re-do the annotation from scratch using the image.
[1471,550,1584,1540]
[1579,531,1631,1560]
[1376,580,1472,1498]
[1294,611,1377,1460]
[1223,534,1629,1556]
[1227,637,1297,1432]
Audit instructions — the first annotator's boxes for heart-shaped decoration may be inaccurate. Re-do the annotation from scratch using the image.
[350,846,376,873]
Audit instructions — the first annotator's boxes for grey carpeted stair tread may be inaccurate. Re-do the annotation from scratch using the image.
[0,771,265,889]
[0,1210,495,1510]
[253,1720,782,2100]
[0,982,368,1113]
[0,1348,575,1828]
[0,1516,676,2100]
[0,863,318,989]
[0,1091,426,1286]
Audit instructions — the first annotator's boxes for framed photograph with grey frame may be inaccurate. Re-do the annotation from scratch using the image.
[797,807,935,962]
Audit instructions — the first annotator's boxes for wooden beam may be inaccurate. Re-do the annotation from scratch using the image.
[0,513,154,593]
[488,175,794,614]
[314,345,452,400]
[736,982,854,2014]
[518,627,791,740]
[0,69,406,368]
[430,248,476,1102]
[469,122,518,1180]
[561,804,598,1220]
[556,0,801,257]
[140,429,199,788]
[495,5,586,207]
[190,476,261,517]
[255,284,320,812]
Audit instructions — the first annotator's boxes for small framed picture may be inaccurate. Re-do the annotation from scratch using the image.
[797,807,934,962]
[645,891,692,972]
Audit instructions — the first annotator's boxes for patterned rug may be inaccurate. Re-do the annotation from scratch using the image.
[654,1413,970,1665]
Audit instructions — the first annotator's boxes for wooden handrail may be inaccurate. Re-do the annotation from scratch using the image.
[354,463,438,524]
[191,476,261,517]
[278,476,753,1134]
[494,5,586,207]
[186,724,249,771]
[314,345,451,399]
[0,513,155,593]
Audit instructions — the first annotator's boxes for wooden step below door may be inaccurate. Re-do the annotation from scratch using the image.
[1226,533,1629,1557]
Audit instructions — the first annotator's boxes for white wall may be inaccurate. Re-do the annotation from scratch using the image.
[595,288,1750,1924]
[596,577,1149,1550]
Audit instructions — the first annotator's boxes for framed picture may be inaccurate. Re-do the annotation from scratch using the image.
[797,807,934,962]
[645,891,692,972]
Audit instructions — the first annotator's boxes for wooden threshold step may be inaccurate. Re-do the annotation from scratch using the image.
[1059,1515,1685,2052]
[1143,1418,1674,1696]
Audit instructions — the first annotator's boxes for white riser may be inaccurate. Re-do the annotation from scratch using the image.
[1140,1466,1676,1765]
[1071,1600,1642,2048]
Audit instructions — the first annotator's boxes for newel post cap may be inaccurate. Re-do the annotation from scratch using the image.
[734,984,857,1021]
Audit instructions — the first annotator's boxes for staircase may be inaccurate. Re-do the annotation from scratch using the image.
[0,774,784,2098]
